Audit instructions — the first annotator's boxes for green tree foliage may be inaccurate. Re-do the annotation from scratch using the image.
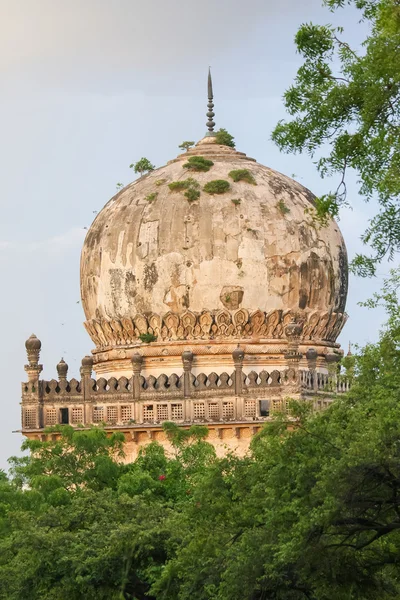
[228,169,256,184]
[168,178,201,202]
[183,156,214,172]
[178,141,195,152]
[130,158,155,176]
[3,276,400,598]
[215,128,235,148]
[272,0,400,276]
[203,180,231,194]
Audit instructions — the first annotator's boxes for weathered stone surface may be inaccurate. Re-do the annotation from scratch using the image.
[81,138,347,352]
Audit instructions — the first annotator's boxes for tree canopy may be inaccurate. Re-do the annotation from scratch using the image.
[2,271,400,599]
[272,0,400,276]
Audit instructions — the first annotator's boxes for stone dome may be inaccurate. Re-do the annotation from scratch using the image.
[80,136,348,375]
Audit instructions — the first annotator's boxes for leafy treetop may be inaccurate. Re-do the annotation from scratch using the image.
[130,157,155,176]
[179,141,195,152]
[272,0,400,276]
[215,128,235,148]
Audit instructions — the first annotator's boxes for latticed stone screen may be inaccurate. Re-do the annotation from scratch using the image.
[121,405,132,422]
[46,409,57,426]
[71,407,83,424]
[271,399,289,413]
[244,400,256,417]
[222,402,234,419]
[193,403,205,419]
[208,403,219,420]
[157,404,168,421]
[171,403,183,420]
[93,406,104,423]
[143,405,154,422]
[24,408,37,428]
[107,406,118,423]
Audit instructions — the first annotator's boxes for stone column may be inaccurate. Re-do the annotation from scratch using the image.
[182,351,194,398]
[24,334,43,429]
[232,347,245,396]
[325,351,341,391]
[305,347,318,392]
[284,319,303,395]
[80,355,94,425]
[131,354,143,399]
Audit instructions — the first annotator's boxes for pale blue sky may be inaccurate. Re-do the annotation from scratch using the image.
[0,0,389,468]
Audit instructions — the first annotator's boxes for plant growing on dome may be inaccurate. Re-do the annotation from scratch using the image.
[169,178,200,202]
[231,198,241,206]
[130,158,155,176]
[155,179,166,186]
[215,128,235,148]
[116,182,124,191]
[179,141,195,152]
[183,156,214,172]
[139,333,157,343]
[185,188,201,202]
[203,180,230,195]
[276,199,290,215]
[229,169,256,185]
[145,192,158,203]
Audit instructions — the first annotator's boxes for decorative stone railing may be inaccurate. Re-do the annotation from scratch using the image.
[21,335,352,431]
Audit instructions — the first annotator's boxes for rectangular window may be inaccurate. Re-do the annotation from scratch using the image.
[60,408,69,424]
[244,400,256,417]
[157,404,168,422]
[193,403,205,420]
[71,408,83,424]
[107,406,118,424]
[92,407,104,423]
[143,405,154,422]
[208,403,219,420]
[260,400,270,417]
[46,409,57,426]
[222,402,234,420]
[171,404,183,421]
[24,408,37,428]
[121,406,132,422]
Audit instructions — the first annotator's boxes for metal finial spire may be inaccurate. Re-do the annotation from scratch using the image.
[206,67,216,136]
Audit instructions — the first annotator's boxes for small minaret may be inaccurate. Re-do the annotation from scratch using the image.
[206,67,216,136]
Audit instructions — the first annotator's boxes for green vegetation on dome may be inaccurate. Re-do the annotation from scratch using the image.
[185,188,201,202]
[229,169,256,185]
[276,199,290,215]
[178,140,195,152]
[215,128,235,148]
[139,333,157,343]
[168,178,201,202]
[145,192,157,203]
[129,158,155,176]
[203,180,231,195]
[231,198,241,206]
[155,178,166,186]
[183,156,214,172]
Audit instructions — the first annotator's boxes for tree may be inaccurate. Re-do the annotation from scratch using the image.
[129,158,155,176]
[272,0,400,276]
[152,271,400,600]
[215,128,235,148]
[178,141,195,152]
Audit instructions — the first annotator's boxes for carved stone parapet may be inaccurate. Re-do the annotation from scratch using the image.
[84,309,348,349]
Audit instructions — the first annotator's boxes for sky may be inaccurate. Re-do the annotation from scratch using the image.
[0,0,390,468]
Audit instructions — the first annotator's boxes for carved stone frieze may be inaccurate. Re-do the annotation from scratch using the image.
[84,309,348,349]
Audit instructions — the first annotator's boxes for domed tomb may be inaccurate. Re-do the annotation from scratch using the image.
[80,133,348,376]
